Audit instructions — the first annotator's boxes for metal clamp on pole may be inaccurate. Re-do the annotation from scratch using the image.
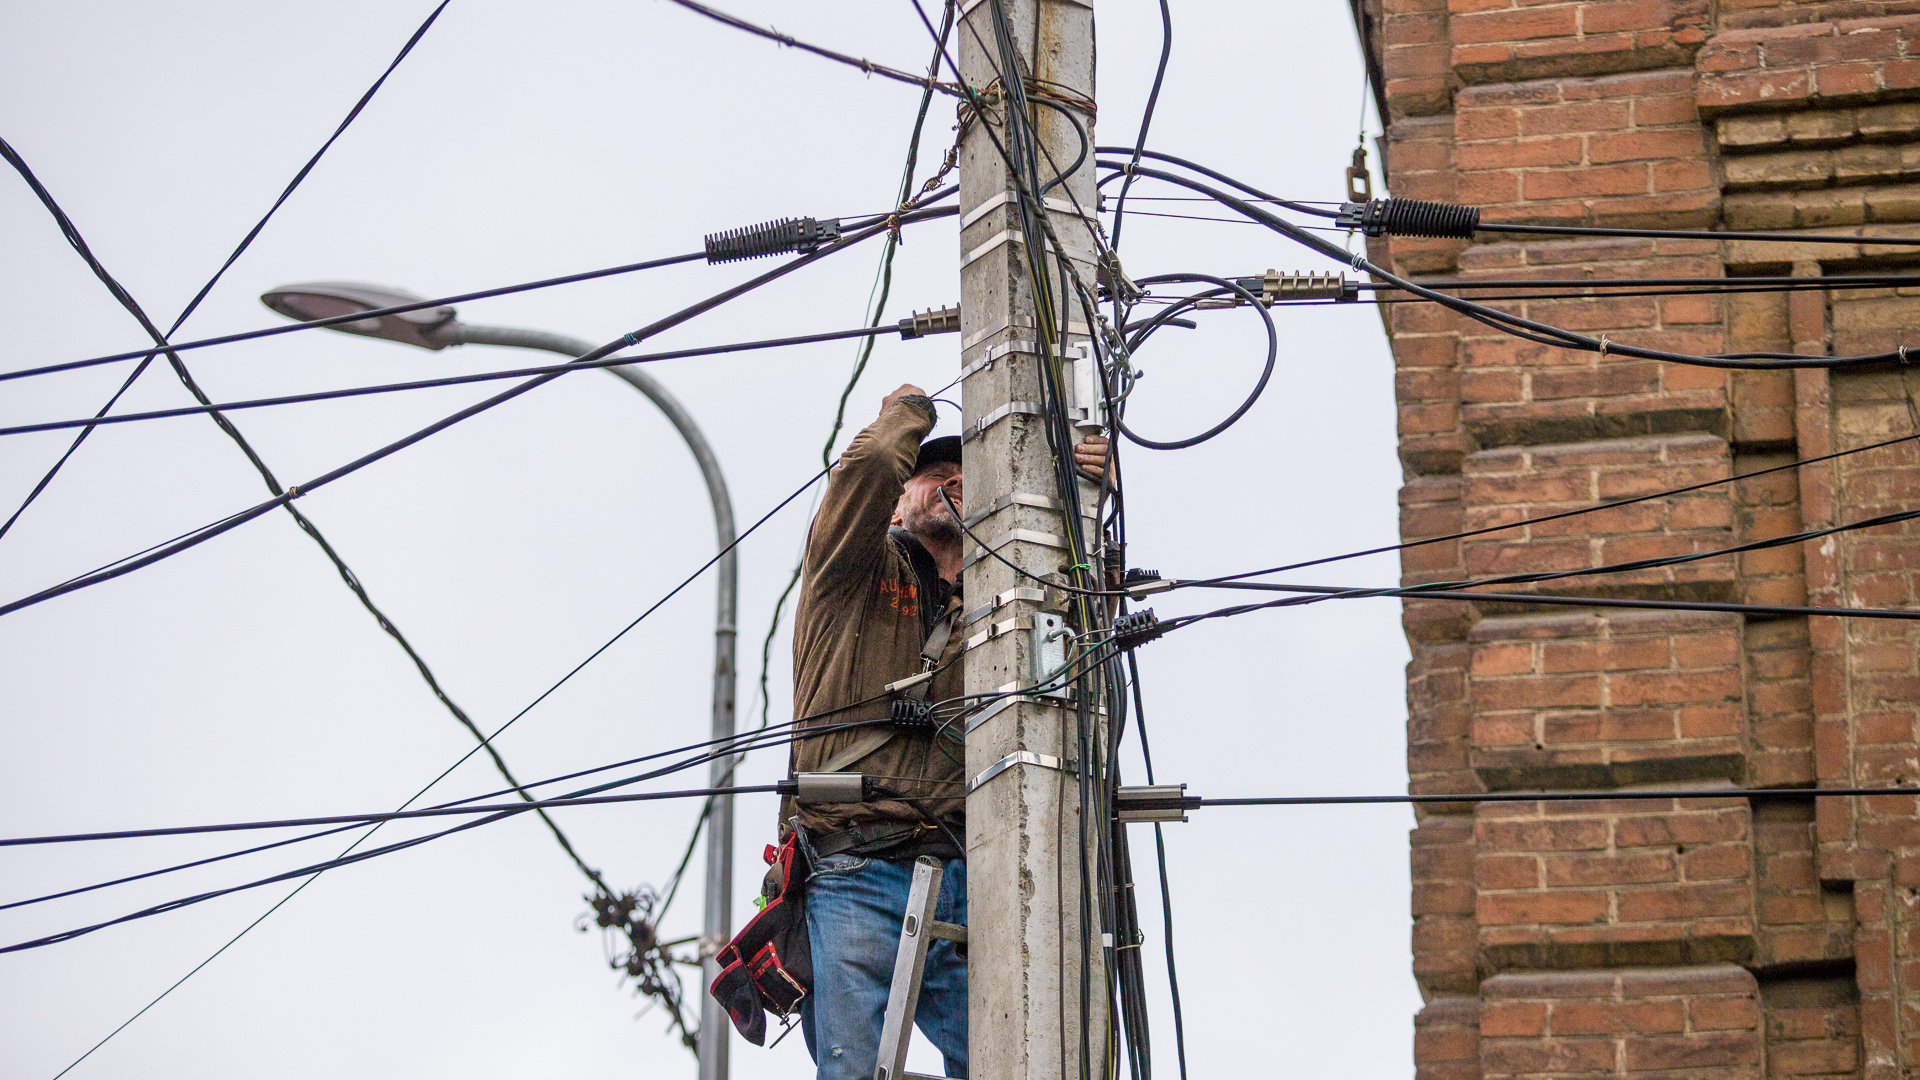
[967,751,1077,795]
[1114,784,1200,823]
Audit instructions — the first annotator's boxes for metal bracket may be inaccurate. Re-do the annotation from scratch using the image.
[959,336,1090,383]
[964,586,1049,627]
[962,314,1092,351]
[960,190,1097,231]
[967,750,1077,795]
[1030,612,1071,699]
[963,492,1063,529]
[960,228,1099,271]
[963,616,1031,654]
[961,400,1046,444]
[962,527,1070,572]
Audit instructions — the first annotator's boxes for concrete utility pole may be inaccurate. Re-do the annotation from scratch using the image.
[955,3,1106,1080]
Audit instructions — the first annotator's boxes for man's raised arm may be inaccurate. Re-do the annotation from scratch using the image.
[803,384,936,581]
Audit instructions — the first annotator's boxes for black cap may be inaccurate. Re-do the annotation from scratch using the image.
[913,435,962,474]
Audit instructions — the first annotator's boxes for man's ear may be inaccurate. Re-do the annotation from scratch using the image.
[890,508,904,527]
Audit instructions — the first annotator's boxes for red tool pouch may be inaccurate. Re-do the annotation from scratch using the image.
[708,832,813,1045]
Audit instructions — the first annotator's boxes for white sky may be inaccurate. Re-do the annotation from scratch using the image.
[0,2,1418,1077]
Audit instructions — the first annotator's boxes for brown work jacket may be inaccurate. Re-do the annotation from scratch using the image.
[781,398,966,838]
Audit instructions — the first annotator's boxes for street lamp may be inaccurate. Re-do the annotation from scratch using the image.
[263,282,738,1080]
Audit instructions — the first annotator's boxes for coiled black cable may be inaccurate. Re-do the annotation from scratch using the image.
[1116,274,1278,451]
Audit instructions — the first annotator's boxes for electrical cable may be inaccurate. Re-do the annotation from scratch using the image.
[4,783,795,848]
[0,210,946,621]
[1113,274,1276,450]
[2,713,823,912]
[749,0,959,764]
[661,0,962,96]
[0,250,705,384]
[1161,581,1920,627]
[1183,786,1920,807]
[1096,158,1920,372]
[0,322,942,437]
[1181,427,1920,588]
[42,457,834,1066]
[0,2,449,550]
[1105,0,1171,252]
[1128,651,1185,1080]
[1167,497,1920,625]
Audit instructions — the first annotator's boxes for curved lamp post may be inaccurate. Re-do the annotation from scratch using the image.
[262,282,737,1080]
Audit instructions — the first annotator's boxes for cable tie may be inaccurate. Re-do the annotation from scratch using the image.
[1901,345,1911,366]
[1598,334,1610,358]
[284,485,302,500]
[623,331,642,348]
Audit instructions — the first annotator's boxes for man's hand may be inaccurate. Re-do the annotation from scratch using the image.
[882,384,928,415]
[1074,433,1112,483]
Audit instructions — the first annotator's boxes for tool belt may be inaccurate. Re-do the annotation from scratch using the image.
[709,825,813,1045]
[812,819,963,861]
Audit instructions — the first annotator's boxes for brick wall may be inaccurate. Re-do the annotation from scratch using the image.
[1365,0,1920,1075]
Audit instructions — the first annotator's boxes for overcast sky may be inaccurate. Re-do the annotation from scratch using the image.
[0,2,1417,1077]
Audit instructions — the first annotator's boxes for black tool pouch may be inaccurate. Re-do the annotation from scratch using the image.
[708,829,813,1045]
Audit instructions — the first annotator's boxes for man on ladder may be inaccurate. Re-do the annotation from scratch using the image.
[784,384,1107,1080]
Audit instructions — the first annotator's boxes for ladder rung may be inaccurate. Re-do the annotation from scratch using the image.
[927,920,968,943]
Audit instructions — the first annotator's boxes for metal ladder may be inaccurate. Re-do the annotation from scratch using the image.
[872,856,968,1080]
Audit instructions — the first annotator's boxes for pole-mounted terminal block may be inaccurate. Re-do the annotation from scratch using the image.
[704,217,842,264]
[1114,784,1200,823]
[1334,198,1480,239]
[1111,608,1166,650]
[1232,272,1356,305]
[898,305,961,339]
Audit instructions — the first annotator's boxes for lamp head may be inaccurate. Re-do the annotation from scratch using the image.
[259,281,457,350]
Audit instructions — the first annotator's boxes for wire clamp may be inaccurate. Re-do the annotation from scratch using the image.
[1114,784,1200,823]
[284,485,303,500]
[1111,608,1165,650]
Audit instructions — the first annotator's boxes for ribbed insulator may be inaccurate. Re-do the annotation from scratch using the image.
[1369,198,1481,239]
[703,217,841,264]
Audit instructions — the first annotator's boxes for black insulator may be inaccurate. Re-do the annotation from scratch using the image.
[704,216,842,264]
[1336,198,1481,239]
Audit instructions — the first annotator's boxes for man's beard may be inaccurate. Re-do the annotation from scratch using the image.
[900,496,962,545]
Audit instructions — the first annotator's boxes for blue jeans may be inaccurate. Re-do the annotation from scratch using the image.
[801,854,967,1080]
